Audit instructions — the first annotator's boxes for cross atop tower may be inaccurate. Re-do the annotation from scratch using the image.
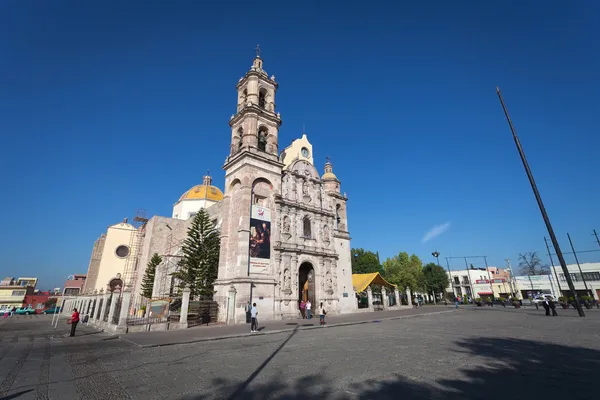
[255,44,261,58]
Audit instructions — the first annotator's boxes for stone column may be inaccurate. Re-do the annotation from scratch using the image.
[406,288,413,306]
[115,292,132,333]
[227,285,237,325]
[381,287,387,310]
[394,288,400,307]
[366,287,374,311]
[100,292,110,322]
[107,293,119,326]
[179,287,191,328]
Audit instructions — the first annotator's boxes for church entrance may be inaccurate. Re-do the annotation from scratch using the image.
[298,262,316,311]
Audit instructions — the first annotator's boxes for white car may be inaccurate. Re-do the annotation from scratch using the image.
[532,294,558,304]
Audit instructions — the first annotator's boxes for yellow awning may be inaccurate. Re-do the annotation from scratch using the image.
[352,272,396,293]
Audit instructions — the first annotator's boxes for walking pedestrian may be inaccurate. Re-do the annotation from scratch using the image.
[319,302,326,326]
[543,299,550,316]
[69,308,80,337]
[306,300,312,320]
[454,297,459,309]
[250,303,258,332]
[549,299,558,316]
[2,309,8,319]
[299,300,306,319]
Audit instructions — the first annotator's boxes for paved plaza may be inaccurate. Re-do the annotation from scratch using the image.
[1,307,599,399]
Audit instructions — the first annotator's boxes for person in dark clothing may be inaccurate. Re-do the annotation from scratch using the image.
[548,299,558,316]
[543,300,550,316]
[70,308,80,337]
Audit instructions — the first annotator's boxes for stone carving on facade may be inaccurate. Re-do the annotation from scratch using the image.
[283,268,292,294]
[338,222,346,231]
[281,215,291,241]
[323,224,330,244]
[325,270,333,294]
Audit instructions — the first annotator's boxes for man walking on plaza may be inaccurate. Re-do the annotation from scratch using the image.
[250,303,258,332]
[306,300,312,319]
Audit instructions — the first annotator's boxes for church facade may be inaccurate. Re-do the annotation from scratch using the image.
[83,52,357,324]
[212,53,356,323]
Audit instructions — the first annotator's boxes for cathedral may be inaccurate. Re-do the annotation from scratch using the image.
[83,52,357,323]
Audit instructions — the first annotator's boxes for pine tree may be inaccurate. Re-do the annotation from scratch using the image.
[172,209,220,299]
[141,253,162,298]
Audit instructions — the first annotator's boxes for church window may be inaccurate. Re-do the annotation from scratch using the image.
[258,127,268,152]
[303,216,312,238]
[335,204,341,229]
[237,127,244,151]
[115,245,130,258]
[259,89,267,108]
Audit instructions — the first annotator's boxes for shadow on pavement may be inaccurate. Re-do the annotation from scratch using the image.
[183,337,598,399]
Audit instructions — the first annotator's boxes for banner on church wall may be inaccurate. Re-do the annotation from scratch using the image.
[249,206,271,273]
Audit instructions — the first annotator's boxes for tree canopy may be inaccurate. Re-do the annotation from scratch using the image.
[422,262,449,295]
[382,252,423,291]
[351,248,382,274]
[518,252,549,275]
[172,209,220,298]
[141,253,162,299]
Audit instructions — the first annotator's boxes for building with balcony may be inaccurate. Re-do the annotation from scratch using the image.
[446,267,516,300]
[0,277,38,311]
[64,274,86,295]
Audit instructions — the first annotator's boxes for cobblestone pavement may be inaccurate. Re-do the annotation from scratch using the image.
[123,305,455,347]
[1,309,599,399]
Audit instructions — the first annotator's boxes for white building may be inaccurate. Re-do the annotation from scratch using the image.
[514,262,600,300]
[446,267,516,299]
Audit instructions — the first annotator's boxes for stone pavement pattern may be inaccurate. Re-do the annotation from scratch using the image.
[1,308,599,399]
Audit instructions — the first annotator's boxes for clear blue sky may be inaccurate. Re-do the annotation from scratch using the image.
[1,1,599,289]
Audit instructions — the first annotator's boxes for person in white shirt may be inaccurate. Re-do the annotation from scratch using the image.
[319,302,326,326]
[305,300,312,319]
[250,303,258,332]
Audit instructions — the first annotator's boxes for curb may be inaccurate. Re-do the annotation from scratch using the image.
[119,309,458,348]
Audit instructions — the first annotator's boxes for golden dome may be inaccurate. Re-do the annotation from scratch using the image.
[179,185,224,202]
[321,172,338,180]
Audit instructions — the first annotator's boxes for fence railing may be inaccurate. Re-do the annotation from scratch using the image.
[126,294,180,326]
[187,296,226,327]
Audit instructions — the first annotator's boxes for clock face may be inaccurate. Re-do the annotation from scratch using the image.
[301,147,309,158]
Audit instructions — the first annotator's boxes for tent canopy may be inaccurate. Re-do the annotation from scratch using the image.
[352,272,397,293]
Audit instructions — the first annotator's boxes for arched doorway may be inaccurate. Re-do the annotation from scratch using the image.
[299,262,316,308]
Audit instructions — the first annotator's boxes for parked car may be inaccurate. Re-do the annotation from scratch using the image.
[42,307,60,314]
[15,307,35,315]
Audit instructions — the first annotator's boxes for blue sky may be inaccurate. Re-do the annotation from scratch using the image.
[1,1,599,289]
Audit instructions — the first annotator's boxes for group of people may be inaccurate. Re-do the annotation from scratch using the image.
[299,300,327,325]
[246,299,328,332]
[542,298,559,316]
[2,307,17,318]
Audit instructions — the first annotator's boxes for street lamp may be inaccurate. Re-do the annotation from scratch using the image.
[432,251,448,303]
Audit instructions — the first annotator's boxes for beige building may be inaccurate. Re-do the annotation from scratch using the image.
[83,221,136,293]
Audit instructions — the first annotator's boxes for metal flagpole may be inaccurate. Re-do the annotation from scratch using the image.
[496,87,584,317]
[544,237,563,297]
[567,233,592,298]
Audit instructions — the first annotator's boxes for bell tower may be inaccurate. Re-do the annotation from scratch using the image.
[215,48,284,324]
[229,45,281,157]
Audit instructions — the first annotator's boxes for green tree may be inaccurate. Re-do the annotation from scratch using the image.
[382,252,423,292]
[422,262,449,299]
[172,209,220,298]
[141,253,162,298]
[351,248,382,274]
[44,298,57,309]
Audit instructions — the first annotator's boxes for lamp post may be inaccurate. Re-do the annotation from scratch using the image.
[496,87,584,317]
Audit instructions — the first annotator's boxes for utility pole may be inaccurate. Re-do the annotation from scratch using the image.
[496,87,584,317]
[544,237,563,297]
[567,233,592,298]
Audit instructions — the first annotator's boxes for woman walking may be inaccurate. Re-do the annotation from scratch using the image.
[299,300,306,319]
[319,302,326,326]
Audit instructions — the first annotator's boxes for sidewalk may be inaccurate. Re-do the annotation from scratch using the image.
[120,305,457,348]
